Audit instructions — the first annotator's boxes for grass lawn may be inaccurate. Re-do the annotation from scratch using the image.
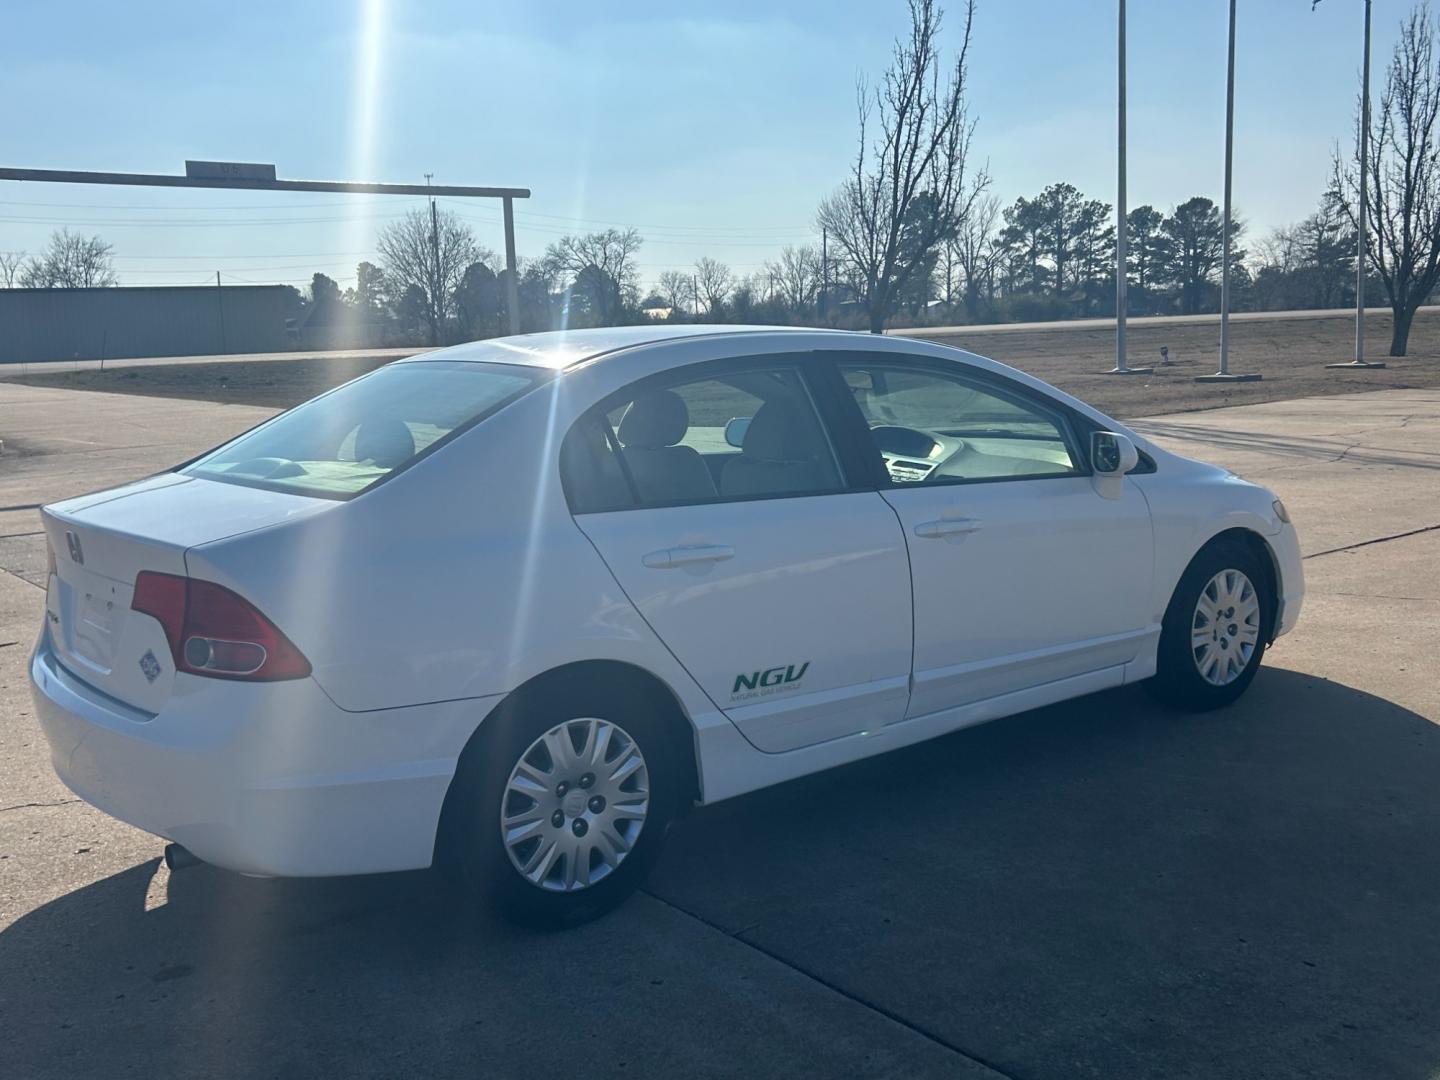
[922,308,1440,417]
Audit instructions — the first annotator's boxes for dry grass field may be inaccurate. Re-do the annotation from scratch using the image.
[6,308,1440,419]
[924,307,1440,417]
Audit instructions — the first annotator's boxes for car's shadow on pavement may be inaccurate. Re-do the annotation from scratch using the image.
[5,668,1440,1080]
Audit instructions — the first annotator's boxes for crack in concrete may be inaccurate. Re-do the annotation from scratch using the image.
[0,798,81,814]
[642,887,1022,1079]
[0,564,44,590]
[1327,592,1433,601]
[1304,523,1440,560]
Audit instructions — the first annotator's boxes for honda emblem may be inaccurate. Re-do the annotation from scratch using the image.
[65,530,84,565]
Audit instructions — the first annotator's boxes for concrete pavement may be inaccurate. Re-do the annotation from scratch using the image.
[1,383,1438,1078]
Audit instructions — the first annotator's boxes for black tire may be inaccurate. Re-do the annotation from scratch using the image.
[1146,539,1273,711]
[441,677,681,929]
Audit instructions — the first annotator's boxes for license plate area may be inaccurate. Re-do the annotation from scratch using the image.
[52,566,131,676]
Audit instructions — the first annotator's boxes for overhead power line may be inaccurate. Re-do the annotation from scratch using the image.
[0,196,815,236]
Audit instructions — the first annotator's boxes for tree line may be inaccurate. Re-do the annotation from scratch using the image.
[281,0,1440,356]
[8,0,1440,356]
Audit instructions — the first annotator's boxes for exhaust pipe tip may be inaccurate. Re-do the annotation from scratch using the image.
[163,843,202,871]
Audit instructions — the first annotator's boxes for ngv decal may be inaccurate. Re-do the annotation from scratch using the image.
[732,662,809,696]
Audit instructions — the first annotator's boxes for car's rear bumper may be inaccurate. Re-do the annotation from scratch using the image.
[30,634,497,877]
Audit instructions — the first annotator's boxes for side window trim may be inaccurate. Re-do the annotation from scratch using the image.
[562,353,867,515]
[599,413,642,504]
[820,352,1092,489]
[807,357,893,490]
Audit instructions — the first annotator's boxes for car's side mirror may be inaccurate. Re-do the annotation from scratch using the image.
[724,416,752,449]
[1092,431,1139,475]
[1091,431,1139,500]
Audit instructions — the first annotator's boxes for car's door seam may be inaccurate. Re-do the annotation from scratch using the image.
[876,490,919,700]
[565,513,732,721]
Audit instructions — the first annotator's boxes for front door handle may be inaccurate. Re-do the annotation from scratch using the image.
[913,518,981,539]
[641,544,735,569]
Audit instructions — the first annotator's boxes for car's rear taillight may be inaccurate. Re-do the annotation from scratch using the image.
[131,571,311,681]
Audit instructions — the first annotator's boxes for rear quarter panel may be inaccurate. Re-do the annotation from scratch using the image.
[183,381,715,719]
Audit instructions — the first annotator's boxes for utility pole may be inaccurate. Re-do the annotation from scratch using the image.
[426,173,441,343]
[502,196,520,335]
[1198,0,1261,383]
[1105,0,1150,375]
[820,226,829,322]
[1326,0,1385,368]
[215,270,228,353]
[693,273,701,320]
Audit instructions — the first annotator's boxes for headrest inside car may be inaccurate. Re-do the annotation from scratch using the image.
[617,390,690,449]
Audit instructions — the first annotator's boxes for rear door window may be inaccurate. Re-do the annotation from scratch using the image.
[183,360,543,498]
[560,364,844,511]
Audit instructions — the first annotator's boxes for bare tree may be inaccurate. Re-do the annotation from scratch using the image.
[950,192,999,320]
[817,0,986,333]
[378,207,485,345]
[19,229,117,288]
[765,245,822,313]
[657,269,695,317]
[1334,4,1440,355]
[693,256,733,316]
[1250,222,1305,310]
[543,228,644,324]
[1301,187,1353,308]
[0,250,24,288]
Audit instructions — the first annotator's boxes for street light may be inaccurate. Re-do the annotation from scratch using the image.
[1104,0,1153,375]
[1197,0,1262,383]
[1319,0,1387,369]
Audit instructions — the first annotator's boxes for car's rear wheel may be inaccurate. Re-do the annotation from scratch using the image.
[443,683,680,928]
[1147,540,1272,710]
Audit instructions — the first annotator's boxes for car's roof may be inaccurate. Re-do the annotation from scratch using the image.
[397,324,866,371]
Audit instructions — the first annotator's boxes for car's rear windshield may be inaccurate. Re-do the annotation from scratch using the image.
[182,360,545,498]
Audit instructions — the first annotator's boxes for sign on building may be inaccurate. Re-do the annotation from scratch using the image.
[184,160,277,182]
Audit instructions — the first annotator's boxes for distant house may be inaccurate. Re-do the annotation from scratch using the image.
[301,294,385,349]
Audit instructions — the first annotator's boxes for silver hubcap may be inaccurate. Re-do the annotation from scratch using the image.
[1191,568,1262,687]
[500,718,649,892]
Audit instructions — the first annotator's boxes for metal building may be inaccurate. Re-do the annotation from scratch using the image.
[0,285,300,364]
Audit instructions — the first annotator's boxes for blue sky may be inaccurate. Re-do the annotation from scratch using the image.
[0,0,1391,292]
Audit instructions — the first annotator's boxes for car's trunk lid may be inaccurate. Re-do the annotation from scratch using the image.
[42,475,333,713]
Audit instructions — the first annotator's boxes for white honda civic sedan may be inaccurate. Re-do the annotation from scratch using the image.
[30,326,1302,926]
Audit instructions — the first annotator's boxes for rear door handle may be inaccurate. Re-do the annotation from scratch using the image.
[641,544,735,569]
[913,518,981,539]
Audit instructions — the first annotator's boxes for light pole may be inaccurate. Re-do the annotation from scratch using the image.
[1105,0,1152,375]
[1198,0,1262,383]
[1324,0,1386,369]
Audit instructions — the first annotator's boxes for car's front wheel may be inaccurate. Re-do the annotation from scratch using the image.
[443,682,680,928]
[1147,539,1272,710]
